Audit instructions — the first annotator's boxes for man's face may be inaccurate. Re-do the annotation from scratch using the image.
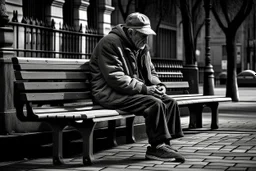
[130,29,148,49]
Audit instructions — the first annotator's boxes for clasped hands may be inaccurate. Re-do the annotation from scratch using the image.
[146,85,166,99]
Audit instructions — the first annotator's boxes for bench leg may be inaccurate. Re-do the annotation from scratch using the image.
[108,120,118,147]
[208,102,219,129]
[49,123,66,165]
[188,105,203,128]
[76,120,96,166]
[126,116,135,143]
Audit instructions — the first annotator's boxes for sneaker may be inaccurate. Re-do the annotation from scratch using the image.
[164,143,178,152]
[145,144,185,162]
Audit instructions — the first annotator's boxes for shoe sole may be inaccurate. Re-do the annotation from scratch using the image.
[145,154,176,162]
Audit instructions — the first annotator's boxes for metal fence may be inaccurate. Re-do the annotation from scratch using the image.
[7,12,103,59]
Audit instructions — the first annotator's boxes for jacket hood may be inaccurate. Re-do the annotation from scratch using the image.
[109,24,134,49]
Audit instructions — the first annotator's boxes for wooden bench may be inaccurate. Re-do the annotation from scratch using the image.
[12,57,231,166]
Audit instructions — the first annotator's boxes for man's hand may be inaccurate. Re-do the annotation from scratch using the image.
[146,85,164,98]
[157,85,166,95]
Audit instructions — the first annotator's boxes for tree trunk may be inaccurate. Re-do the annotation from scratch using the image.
[225,32,239,102]
[179,0,195,65]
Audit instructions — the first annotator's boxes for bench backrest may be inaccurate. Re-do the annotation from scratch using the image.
[12,57,92,118]
[152,58,189,94]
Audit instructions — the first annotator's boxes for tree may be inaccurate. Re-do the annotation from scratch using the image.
[176,0,205,65]
[212,0,254,101]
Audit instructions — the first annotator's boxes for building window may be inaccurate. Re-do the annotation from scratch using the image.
[156,28,176,59]
[22,0,48,21]
[87,0,98,30]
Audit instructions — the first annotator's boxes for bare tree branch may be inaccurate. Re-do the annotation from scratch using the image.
[220,0,231,24]
[232,0,253,30]
[212,5,227,34]
[118,0,134,21]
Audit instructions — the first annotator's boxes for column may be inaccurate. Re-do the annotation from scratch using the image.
[47,0,65,58]
[0,0,15,134]
[73,0,90,32]
[47,0,65,29]
[97,0,115,35]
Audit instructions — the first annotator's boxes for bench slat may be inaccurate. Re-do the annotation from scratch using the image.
[16,82,89,91]
[177,97,232,106]
[163,81,189,88]
[36,109,127,119]
[20,92,91,101]
[169,94,203,98]
[93,114,135,122]
[172,95,229,101]
[33,105,102,114]
[157,72,182,75]
[12,57,89,65]
[13,63,89,71]
[15,71,88,80]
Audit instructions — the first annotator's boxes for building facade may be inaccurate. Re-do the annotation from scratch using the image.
[0,0,180,135]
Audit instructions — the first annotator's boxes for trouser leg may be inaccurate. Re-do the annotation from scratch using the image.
[100,94,182,146]
[161,95,184,138]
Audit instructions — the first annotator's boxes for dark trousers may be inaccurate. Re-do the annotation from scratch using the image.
[102,94,183,146]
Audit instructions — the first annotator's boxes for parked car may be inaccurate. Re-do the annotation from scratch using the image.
[237,70,256,87]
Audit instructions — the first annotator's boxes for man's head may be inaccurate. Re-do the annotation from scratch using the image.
[125,12,156,36]
[124,12,156,49]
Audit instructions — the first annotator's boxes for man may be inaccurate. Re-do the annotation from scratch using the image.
[90,12,185,162]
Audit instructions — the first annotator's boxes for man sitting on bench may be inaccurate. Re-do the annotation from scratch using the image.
[89,12,185,162]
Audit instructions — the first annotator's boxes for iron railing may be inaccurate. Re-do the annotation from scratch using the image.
[7,11,103,59]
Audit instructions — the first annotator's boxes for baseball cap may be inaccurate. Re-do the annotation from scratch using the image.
[124,12,156,35]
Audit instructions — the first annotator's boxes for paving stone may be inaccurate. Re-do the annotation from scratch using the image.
[205,159,256,164]
[234,156,252,160]
[212,152,256,157]
[207,162,235,167]
[72,166,105,171]
[203,165,229,170]
[127,165,144,169]
[226,167,247,171]
[175,164,193,168]
[234,163,256,168]
[247,168,256,171]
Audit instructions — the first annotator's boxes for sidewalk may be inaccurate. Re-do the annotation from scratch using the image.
[1,87,256,171]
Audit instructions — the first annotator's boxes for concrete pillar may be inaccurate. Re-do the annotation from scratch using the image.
[47,0,65,29]
[73,0,90,32]
[0,0,15,134]
[0,27,15,134]
[47,0,64,58]
[5,0,23,22]
[97,0,115,35]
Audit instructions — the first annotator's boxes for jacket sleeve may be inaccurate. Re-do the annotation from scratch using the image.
[146,52,162,85]
[98,40,147,95]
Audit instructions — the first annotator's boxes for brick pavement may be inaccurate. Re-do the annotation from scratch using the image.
[1,107,256,171]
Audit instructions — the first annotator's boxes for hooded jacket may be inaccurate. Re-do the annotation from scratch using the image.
[89,24,163,108]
